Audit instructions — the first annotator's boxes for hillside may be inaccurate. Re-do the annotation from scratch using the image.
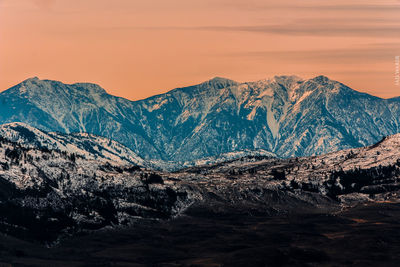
[0,125,399,242]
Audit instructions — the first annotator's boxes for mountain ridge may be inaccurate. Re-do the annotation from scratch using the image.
[1,75,399,162]
[0,122,278,171]
[0,121,146,166]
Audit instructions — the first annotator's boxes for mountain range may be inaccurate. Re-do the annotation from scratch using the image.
[1,75,399,163]
[1,75,399,265]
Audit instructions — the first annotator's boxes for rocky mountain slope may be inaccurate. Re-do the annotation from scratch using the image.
[1,76,399,162]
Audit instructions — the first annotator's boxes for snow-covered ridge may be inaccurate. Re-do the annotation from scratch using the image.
[0,122,279,171]
[180,132,400,206]
[202,133,400,172]
[0,122,145,166]
[182,149,276,169]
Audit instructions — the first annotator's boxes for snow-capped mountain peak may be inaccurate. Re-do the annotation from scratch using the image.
[23,76,40,83]
[201,76,238,88]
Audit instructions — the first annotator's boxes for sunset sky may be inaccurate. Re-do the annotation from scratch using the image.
[0,0,399,100]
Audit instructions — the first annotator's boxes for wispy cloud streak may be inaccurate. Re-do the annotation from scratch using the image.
[125,21,400,38]
[226,43,400,64]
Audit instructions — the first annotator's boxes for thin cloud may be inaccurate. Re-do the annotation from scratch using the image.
[193,24,400,37]
[300,4,400,11]
[219,1,400,12]
[130,22,400,38]
[32,0,56,9]
[225,43,400,64]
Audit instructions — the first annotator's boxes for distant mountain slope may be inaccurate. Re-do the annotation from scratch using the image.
[1,76,399,162]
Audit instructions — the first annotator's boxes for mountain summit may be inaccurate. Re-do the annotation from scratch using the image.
[0,75,399,162]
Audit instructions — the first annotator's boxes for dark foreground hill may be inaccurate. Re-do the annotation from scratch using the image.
[1,202,400,266]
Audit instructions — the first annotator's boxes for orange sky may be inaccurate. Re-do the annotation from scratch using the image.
[1,0,400,100]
